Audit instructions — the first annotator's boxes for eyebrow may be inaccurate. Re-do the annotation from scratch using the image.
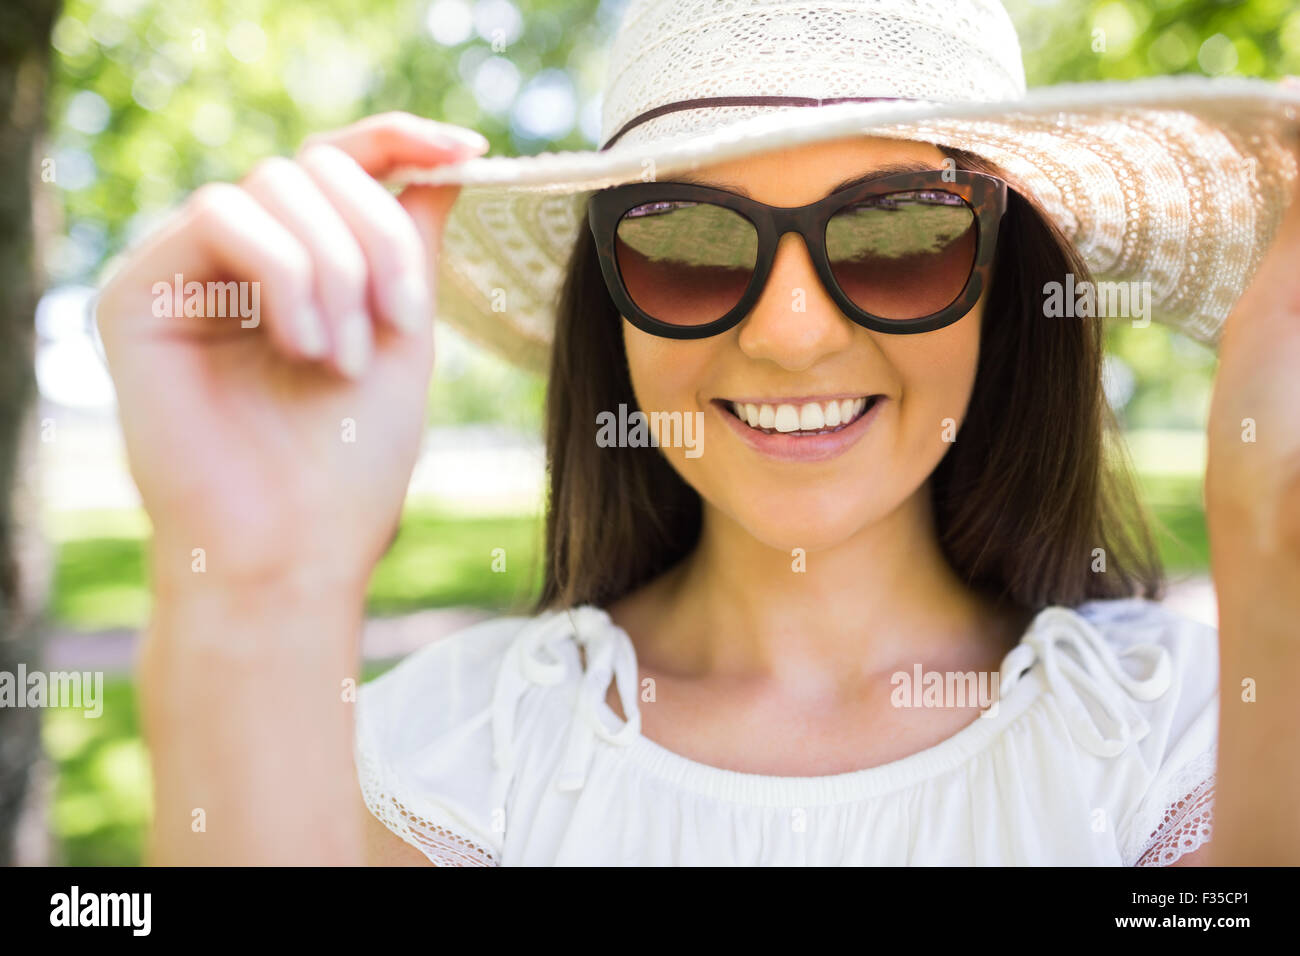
[670,160,943,199]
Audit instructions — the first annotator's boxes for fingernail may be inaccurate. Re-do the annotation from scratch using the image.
[388,273,430,335]
[434,124,489,153]
[337,313,372,378]
[297,305,329,357]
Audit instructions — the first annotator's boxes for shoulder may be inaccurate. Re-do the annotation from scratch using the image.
[1071,594,1215,643]
[1070,595,1218,716]
[1013,596,1218,757]
[355,609,587,768]
[358,613,533,720]
[356,613,579,868]
[353,606,607,864]
[1053,596,1219,864]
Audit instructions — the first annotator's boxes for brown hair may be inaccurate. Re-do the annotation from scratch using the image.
[532,148,1164,614]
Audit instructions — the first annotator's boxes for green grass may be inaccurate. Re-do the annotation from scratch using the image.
[51,536,152,631]
[43,678,146,866]
[1136,472,1209,574]
[366,509,544,616]
[50,506,545,631]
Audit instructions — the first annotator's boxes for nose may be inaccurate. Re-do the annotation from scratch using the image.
[735,232,855,370]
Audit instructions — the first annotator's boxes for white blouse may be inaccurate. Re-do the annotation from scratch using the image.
[354,597,1218,866]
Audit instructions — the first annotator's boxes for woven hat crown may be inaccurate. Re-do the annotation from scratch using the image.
[601,0,1029,151]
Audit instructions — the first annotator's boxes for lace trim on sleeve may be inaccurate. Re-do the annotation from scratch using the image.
[357,738,500,867]
[1132,751,1215,867]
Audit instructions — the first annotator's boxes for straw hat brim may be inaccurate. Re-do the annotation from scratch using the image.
[387,76,1300,375]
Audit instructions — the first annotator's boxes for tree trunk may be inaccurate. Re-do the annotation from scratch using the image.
[0,0,61,865]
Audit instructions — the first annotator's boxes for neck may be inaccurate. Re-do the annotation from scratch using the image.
[618,482,1024,681]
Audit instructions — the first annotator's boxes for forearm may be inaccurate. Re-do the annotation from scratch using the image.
[139,567,368,865]
[1207,487,1300,864]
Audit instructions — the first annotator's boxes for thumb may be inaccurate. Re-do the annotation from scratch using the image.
[398,182,463,307]
[1271,75,1300,248]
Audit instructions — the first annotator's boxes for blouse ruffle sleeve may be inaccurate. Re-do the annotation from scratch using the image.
[1080,600,1219,866]
[353,616,528,866]
[991,598,1218,867]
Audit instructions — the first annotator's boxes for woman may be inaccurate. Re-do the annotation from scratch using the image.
[95,0,1300,865]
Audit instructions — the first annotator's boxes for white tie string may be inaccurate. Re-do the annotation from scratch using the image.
[489,607,642,807]
[997,607,1173,758]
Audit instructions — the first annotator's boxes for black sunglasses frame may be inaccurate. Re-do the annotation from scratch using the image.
[588,168,1008,339]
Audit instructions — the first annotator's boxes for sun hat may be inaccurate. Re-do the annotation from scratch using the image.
[387,0,1300,375]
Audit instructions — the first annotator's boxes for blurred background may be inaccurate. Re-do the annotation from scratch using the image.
[2,0,1298,864]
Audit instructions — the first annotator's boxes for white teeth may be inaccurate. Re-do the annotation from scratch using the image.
[799,402,824,430]
[727,396,876,435]
[773,404,800,432]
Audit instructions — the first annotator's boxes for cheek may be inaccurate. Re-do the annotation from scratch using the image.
[885,308,984,460]
[623,320,713,414]
[622,322,740,518]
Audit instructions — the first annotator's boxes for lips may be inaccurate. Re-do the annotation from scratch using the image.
[712,394,887,463]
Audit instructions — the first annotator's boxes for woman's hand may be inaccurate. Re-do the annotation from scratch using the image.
[96,112,488,596]
[1203,81,1300,864]
[104,112,489,864]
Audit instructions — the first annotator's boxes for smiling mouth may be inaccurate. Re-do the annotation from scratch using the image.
[718,396,883,436]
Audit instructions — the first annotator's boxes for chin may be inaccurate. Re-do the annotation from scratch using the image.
[725,494,887,556]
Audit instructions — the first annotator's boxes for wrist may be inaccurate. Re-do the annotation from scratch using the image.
[138,554,368,866]
[145,550,370,667]
[1206,447,1300,551]
[149,533,374,609]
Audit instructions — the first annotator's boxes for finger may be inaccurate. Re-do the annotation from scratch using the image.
[187,186,329,362]
[242,156,373,377]
[301,111,488,179]
[296,143,433,338]
[98,182,321,364]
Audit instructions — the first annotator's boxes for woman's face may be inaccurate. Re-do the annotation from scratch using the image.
[622,136,987,552]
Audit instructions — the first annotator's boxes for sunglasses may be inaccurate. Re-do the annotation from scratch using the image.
[588,168,1008,339]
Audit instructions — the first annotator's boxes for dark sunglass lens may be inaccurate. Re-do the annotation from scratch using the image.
[826,190,977,321]
[614,200,758,326]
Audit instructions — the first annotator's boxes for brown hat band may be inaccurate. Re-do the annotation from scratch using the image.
[598,95,905,151]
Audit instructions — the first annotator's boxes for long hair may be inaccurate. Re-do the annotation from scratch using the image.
[532,148,1164,613]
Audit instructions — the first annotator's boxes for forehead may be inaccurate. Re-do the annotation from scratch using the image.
[672,135,949,206]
